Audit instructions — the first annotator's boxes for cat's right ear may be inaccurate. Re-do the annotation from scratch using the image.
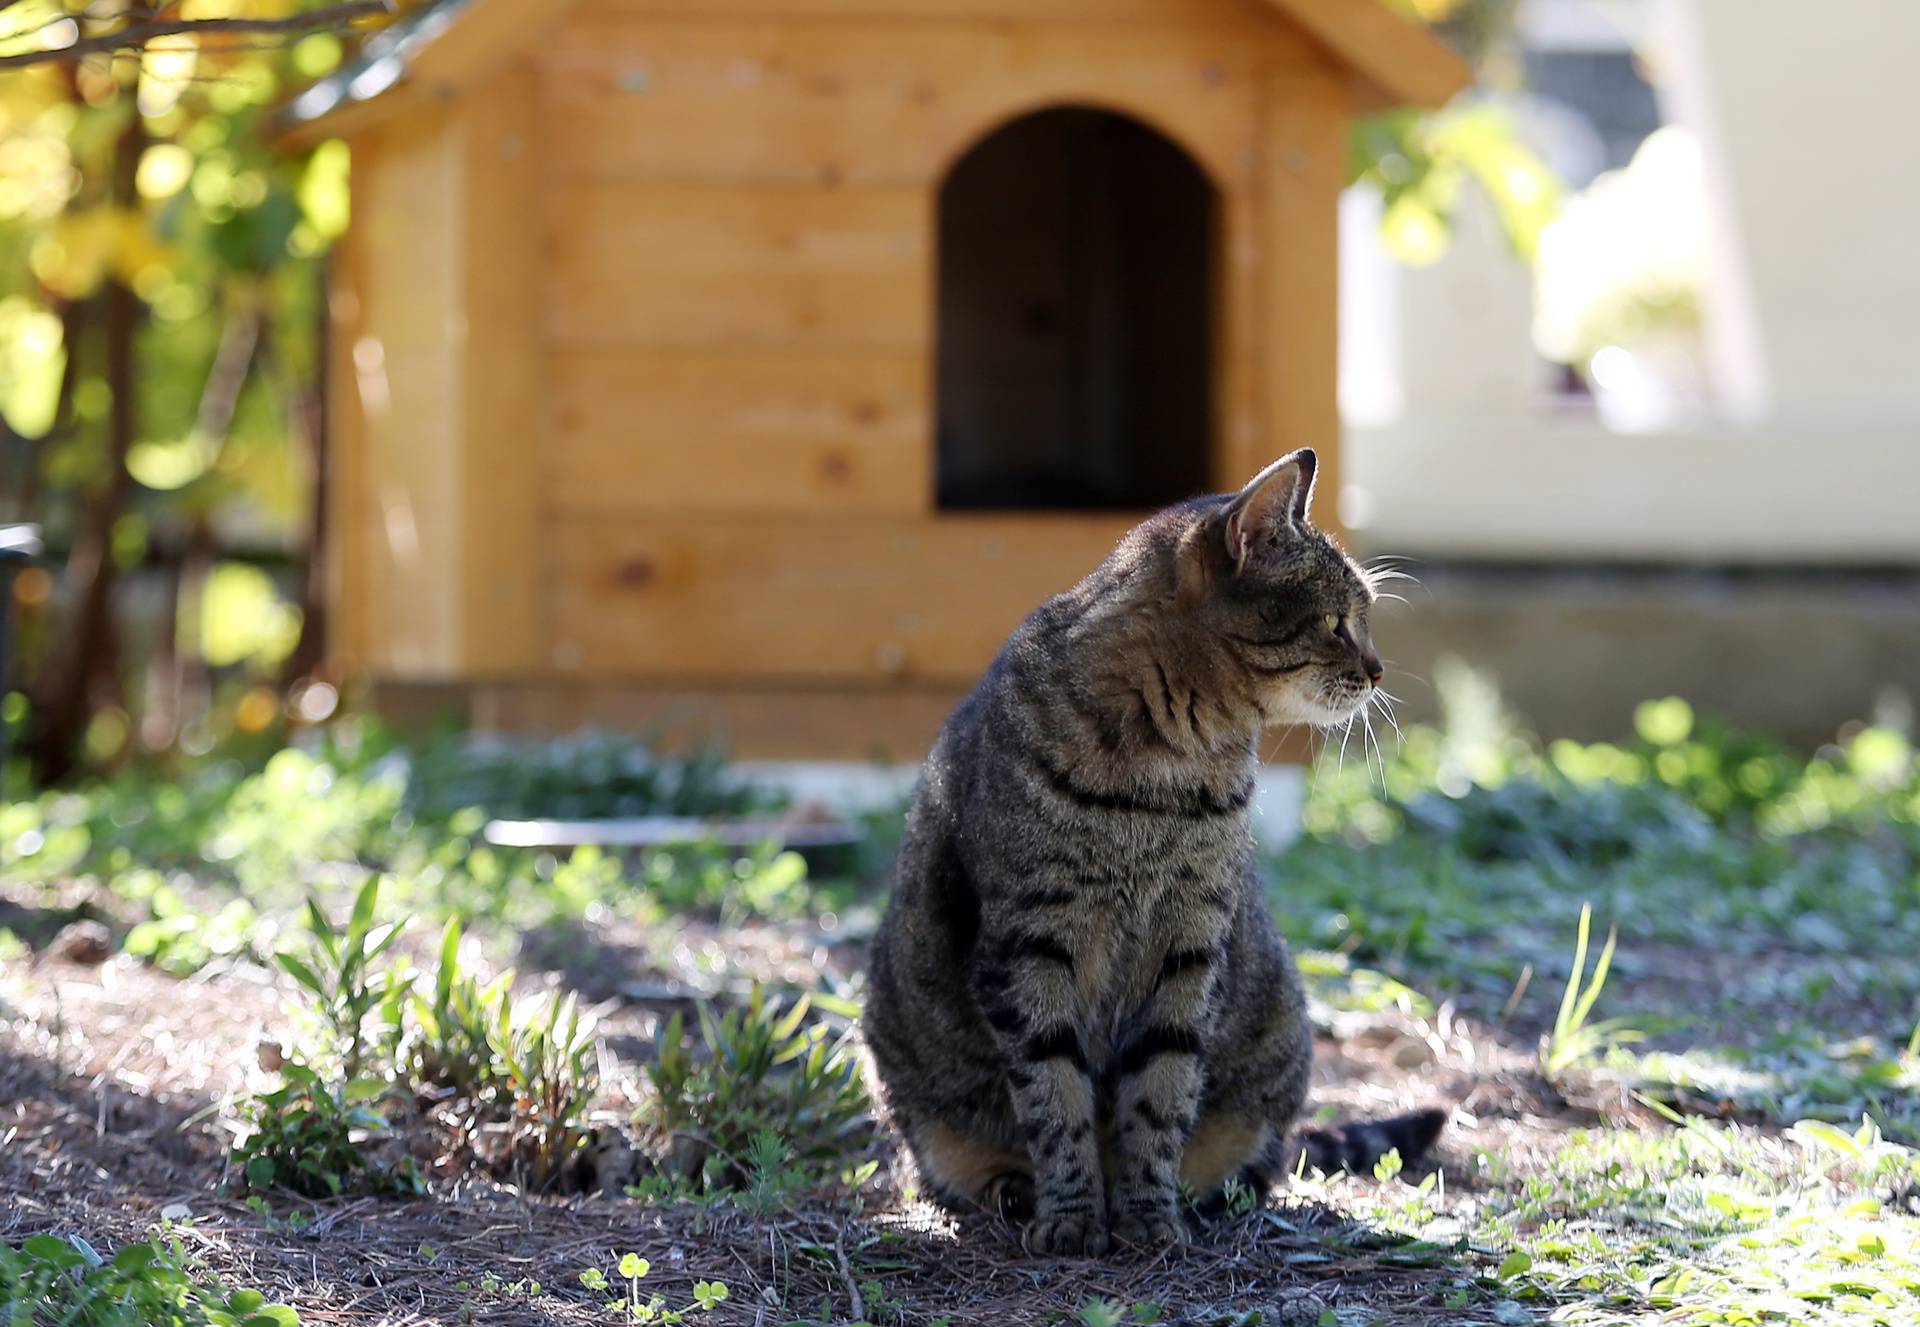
[1221,449,1317,570]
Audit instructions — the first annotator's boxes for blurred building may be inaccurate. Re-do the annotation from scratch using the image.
[1339,0,1920,743]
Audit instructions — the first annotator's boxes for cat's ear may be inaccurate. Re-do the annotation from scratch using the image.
[1222,448,1317,569]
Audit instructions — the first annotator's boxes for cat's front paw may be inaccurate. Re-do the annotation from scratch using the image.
[1022,1208,1110,1258]
[1110,1203,1186,1249]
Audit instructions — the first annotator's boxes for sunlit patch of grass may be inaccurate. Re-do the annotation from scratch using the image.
[1271,668,1920,1138]
[0,722,865,976]
[1351,1117,1920,1327]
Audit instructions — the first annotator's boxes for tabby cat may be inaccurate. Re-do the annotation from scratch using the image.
[865,449,1443,1256]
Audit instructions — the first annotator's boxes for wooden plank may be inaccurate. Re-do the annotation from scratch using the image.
[453,62,544,674]
[323,200,368,674]
[371,678,1317,766]
[542,516,1132,684]
[546,349,930,515]
[349,108,464,676]
[1213,187,1263,492]
[468,682,967,764]
[1262,67,1348,541]
[543,183,930,348]
[539,20,1290,187]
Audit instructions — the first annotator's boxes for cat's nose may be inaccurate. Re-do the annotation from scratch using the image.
[1363,655,1384,686]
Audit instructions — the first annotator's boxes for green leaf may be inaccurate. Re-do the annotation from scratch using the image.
[111,1241,158,1272]
[1788,1119,1864,1157]
[348,875,381,945]
[1554,903,1592,1040]
[436,918,462,1007]
[22,1234,77,1265]
[363,918,409,966]
[771,993,812,1043]
[276,952,327,999]
[304,899,338,956]
[1497,1251,1533,1280]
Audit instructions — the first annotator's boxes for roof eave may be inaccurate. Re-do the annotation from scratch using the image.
[1269,0,1473,111]
[273,0,576,148]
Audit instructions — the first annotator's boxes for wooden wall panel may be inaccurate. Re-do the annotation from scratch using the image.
[347,108,463,676]
[1262,67,1349,540]
[468,682,968,763]
[543,516,1132,683]
[323,213,368,673]
[547,349,929,515]
[370,677,1314,764]
[539,21,1293,187]
[542,184,929,348]
[1214,187,1265,491]
[453,64,543,674]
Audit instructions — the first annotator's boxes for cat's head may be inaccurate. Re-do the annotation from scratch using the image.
[1173,449,1384,728]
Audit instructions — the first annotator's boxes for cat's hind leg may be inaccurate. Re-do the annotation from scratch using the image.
[906,1118,1033,1220]
[1179,1113,1272,1197]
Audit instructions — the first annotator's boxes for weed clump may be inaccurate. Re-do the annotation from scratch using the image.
[1,1227,301,1326]
[644,983,872,1200]
[231,879,604,1198]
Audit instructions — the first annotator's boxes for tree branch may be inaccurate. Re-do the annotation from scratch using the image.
[0,0,394,69]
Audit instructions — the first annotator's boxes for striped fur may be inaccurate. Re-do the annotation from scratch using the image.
[865,451,1430,1256]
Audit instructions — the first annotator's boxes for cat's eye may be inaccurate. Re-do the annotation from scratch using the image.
[1323,613,1341,634]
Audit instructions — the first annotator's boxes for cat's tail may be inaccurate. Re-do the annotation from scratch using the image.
[1285,1107,1450,1178]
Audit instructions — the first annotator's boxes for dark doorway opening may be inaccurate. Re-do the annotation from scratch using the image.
[936,107,1216,512]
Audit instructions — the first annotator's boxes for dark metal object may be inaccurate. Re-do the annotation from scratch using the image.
[0,524,41,776]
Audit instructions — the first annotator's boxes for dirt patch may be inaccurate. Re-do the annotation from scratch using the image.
[1,945,1614,1325]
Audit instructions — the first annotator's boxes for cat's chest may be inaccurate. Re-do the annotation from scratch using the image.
[1064,827,1243,1010]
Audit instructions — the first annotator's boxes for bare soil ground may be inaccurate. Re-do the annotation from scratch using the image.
[2,936,1598,1326]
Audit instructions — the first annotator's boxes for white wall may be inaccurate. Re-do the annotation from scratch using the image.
[1342,0,1920,566]
[1654,0,1920,426]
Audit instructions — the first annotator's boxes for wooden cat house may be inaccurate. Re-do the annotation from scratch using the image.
[283,0,1466,761]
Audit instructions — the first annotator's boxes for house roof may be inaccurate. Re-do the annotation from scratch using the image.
[277,0,1468,146]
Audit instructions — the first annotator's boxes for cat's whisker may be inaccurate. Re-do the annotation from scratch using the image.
[1364,708,1390,795]
[1373,691,1405,744]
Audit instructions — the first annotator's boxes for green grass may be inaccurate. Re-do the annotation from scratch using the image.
[1257,677,1920,1323]
[0,721,844,971]
[1353,1116,1920,1326]
[1,1227,300,1327]
[1271,684,1920,1141]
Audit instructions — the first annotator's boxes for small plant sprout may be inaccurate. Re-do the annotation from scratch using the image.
[579,1254,729,1322]
[276,875,412,1079]
[1540,902,1647,1078]
[402,915,518,1110]
[1372,1146,1404,1183]
[230,1062,423,1197]
[491,988,602,1192]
